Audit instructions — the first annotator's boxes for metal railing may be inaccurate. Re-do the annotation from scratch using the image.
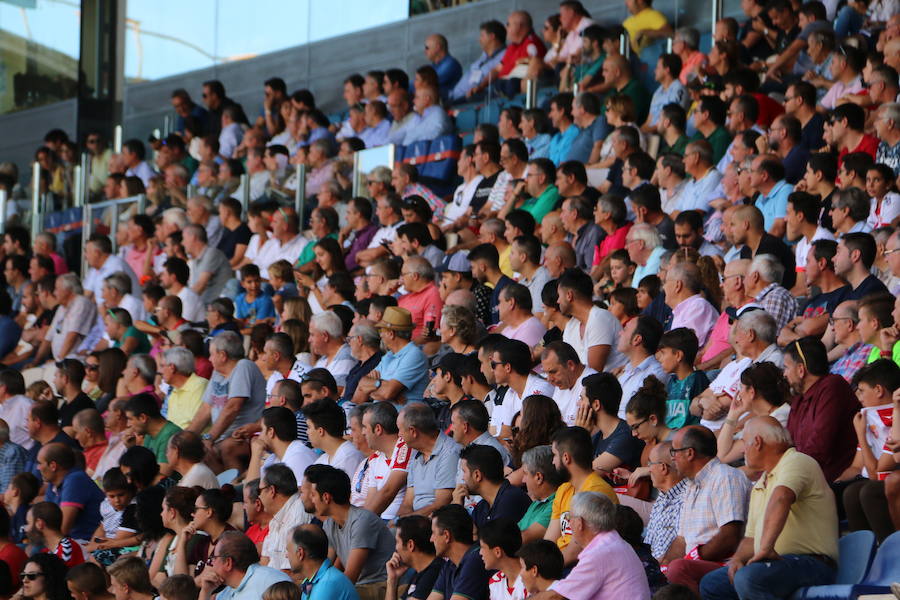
[81,194,147,277]
[293,164,307,219]
[0,190,7,235]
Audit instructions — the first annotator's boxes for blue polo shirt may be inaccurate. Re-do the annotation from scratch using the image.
[548,125,580,166]
[433,55,463,99]
[44,469,105,541]
[376,341,429,404]
[565,115,610,163]
[219,563,292,600]
[300,559,359,600]
[434,545,489,600]
[471,479,532,529]
[756,179,793,232]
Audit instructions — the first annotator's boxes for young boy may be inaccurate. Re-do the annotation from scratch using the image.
[158,575,199,600]
[479,519,526,600]
[517,540,564,596]
[86,467,139,565]
[839,359,899,482]
[656,327,708,429]
[267,259,298,316]
[3,472,39,543]
[858,293,895,363]
[235,264,276,332]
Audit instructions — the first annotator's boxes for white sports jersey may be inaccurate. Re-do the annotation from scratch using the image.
[368,437,411,520]
[488,571,527,600]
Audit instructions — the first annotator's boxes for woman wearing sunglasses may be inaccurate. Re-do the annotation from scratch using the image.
[19,553,71,600]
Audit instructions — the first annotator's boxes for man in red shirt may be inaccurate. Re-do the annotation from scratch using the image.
[830,103,879,168]
[397,256,444,342]
[476,10,546,98]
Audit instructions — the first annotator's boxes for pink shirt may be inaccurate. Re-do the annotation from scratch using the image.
[502,316,547,347]
[670,294,720,347]
[124,245,152,280]
[701,310,733,363]
[397,282,443,339]
[679,50,708,85]
[50,252,68,274]
[550,530,651,600]
[593,223,633,265]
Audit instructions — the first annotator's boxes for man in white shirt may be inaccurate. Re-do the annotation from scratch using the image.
[166,430,218,489]
[248,406,317,484]
[558,268,626,373]
[305,398,364,477]
[0,370,33,449]
[83,235,140,304]
[361,402,410,521]
[259,463,313,569]
[159,257,205,323]
[491,338,555,440]
[541,342,595,426]
[254,206,308,274]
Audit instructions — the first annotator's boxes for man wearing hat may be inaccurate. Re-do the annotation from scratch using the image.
[357,307,429,405]
[438,253,492,326]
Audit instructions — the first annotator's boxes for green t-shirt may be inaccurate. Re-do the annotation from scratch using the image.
[143,420,182,463]
[114,326,152,355]
[521,185,560,223]
[518,492,556,532]
[691,126,732,165]
[866,341,900,365]
[662,135,690,156]
[574,54,604,82]
[603,79,651,127]
[294,232,339,267]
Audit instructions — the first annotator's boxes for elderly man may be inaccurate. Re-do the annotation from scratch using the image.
[743,254,797,333]
[644,441,687,562]
[254,206,307,275]
[397,403,461,517]
[101,271,145,323]
[531,492,650,600]
[662,426,751,594]
[700,417,839,599]
[83,234,139,304]
[184,224,232,303]
[186,195,224,249]
[259,463,313,569]
[665,262,720,347]
[200,530,292,600]
[26,274,98,383]
[160,346,209,429]
[188,331,266,471]
[309,311,356,389]
[403,86,452,145]
[357,307,429,405]
[498,283,545,348]
[627,224,666,284]
[560,196,602,272]
[875,103,900,176]
[692,310,784,429]
[397,256,443,341]
[165,430,218,489]
[70,409,106,474]
[423,33,462,98]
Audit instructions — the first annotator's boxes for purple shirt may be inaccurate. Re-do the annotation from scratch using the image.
[670,294,720,347]
[344,223,379,271]
[550,530,651,600]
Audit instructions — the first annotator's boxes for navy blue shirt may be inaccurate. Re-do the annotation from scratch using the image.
[847,274,889,300]
[26,431,81,479]
[45,469,105,541]
[489,276,514,325]
[434,545,489,600]
[593,419,645,471]
[340,351,384,406]
[404,557,445,600]
[471,480,532,529]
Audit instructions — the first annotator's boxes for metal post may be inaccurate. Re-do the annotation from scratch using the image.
[152,128,161,163]
[163,115,171,137]
[137,193,146,215]
[619,33,631,59]
[73,166,83,209]
[294,165,307,221]
[80,152,90,204]
[81,203,92,278]
[31,162,41,241]
[666,37,673,53]
[187,184,196,199]
[111,203,120,255]
[113,125,123,153]
[572,82,579,97]
[0,190,7,235]
[525,79,536,110]
[240,174,250,214]
[711,0,723,41]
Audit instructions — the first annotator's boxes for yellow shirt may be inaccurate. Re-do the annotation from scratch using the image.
[499,244,514,278]
[551,472,618,548]
[623,8,669,53]
[166,373,209,429]
[746,448,839,560]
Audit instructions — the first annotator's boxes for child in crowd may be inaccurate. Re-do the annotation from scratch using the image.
[235,264,276,333]
[841,360,898,482]
[3,472,40,544]
[608,249,636,289]
[159,575,200,600]
[262,581,301,600]
[268,259,299,317]
[26,380,54,403]
[518,540,564,596]
[86,467,140,565]
[608,287,640,327]
[656,327,708,429]
[636,274,661,311]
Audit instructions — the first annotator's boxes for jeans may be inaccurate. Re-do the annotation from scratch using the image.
[834,5,864,38]
[700,554,835,600]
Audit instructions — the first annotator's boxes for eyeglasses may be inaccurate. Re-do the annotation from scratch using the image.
[669,446,695,457]
[829,316,854,326]
[646,460,666,467]
[885,248,900,256]
[20,573,44,581]
[85,364,99,371]
[192,505,210,513]
[490,360,507,369]
[629,418,649,432]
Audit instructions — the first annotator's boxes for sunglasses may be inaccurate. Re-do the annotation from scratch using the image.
[85,364,99,371]
[20,573,43,581]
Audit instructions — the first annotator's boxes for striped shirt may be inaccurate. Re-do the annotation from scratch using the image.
[645,478,688,560]
[678,458,752,551]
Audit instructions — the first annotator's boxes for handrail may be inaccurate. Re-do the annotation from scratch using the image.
[81,193,146,277]
[239,174,250,214]
[0,189,7,235]
[31,162,42,241]
[294,164,307,221]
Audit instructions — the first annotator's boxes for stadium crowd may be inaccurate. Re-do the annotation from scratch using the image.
[0,0,900,599]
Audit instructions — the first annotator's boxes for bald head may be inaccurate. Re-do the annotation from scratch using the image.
[733,204,764,232]
[723,258,750,278]
[744,416,792,447]
[445,289,477,313]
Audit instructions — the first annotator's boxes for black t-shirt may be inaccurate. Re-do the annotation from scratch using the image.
[404,558,445,600]
[470,172,500,213]
[848,274,889,300]
[802,112,825,152]
[739,233,797,290]
[216,223,252,260]
[655,214,677,250]
[593,419,645,471]
[58,392,96,429]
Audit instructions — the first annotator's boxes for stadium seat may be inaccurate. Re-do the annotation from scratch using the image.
[327,111,345,125]
[456,108,478,133]
[402,140,432,166]
[462,132,475,145]
[791,530,898,600]
[478,100,502,125]
[393,143,407,166]
[638,39,668,95]
[420,135,462,182]
[504,93,527,108]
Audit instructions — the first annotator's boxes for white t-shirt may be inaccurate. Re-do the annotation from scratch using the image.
[314,440,364,478]
[367,221,402,249]
[497,374,556,427]
[442,176,483,227]
[180,462,219,489]
[562,306,627,372]
[176,286,205,322]
[794,227,835,271]
[263,440,318,483]
[553,367,597,426]
[367,438,412,520]
[265,365,305,397]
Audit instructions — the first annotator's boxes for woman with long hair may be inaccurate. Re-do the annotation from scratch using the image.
[295,237,347,311]
[614,376,673,490]
[19,553,72,600]
[149,486,201,587]
[511,395,565,470]
[717,361,791,464]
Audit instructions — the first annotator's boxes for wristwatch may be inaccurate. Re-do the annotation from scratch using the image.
[201,433,212,441]
[374,379,383,389]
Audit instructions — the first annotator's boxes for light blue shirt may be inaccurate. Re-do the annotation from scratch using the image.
[676,168,723,213]
[566,116,609,163]
[301,559,360,600]
[526,134,551,159]
[648,80,689,126]
[756,179,793,232]
[548,124,580,165]
[633,246,666,286]
[217,563,293,600]
[402,106,453,145]
[359,119,391,149]
[450,47,506,101]
[617,356,670,419]
[433,54,463,99]
[376,341,429,403]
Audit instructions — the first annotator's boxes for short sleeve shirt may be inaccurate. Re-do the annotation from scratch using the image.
[143,420,182,463]
[375,342,429,403]
[322,506,395,586]
[518,493,556,532]
[409,433,461,510]
[593,420,645,471]
[551,472,618,549]
[201,358,267,442]
[563,306,626,372]
[471,480,532,529]
[45,469,106,541]
[434,545,489,600]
